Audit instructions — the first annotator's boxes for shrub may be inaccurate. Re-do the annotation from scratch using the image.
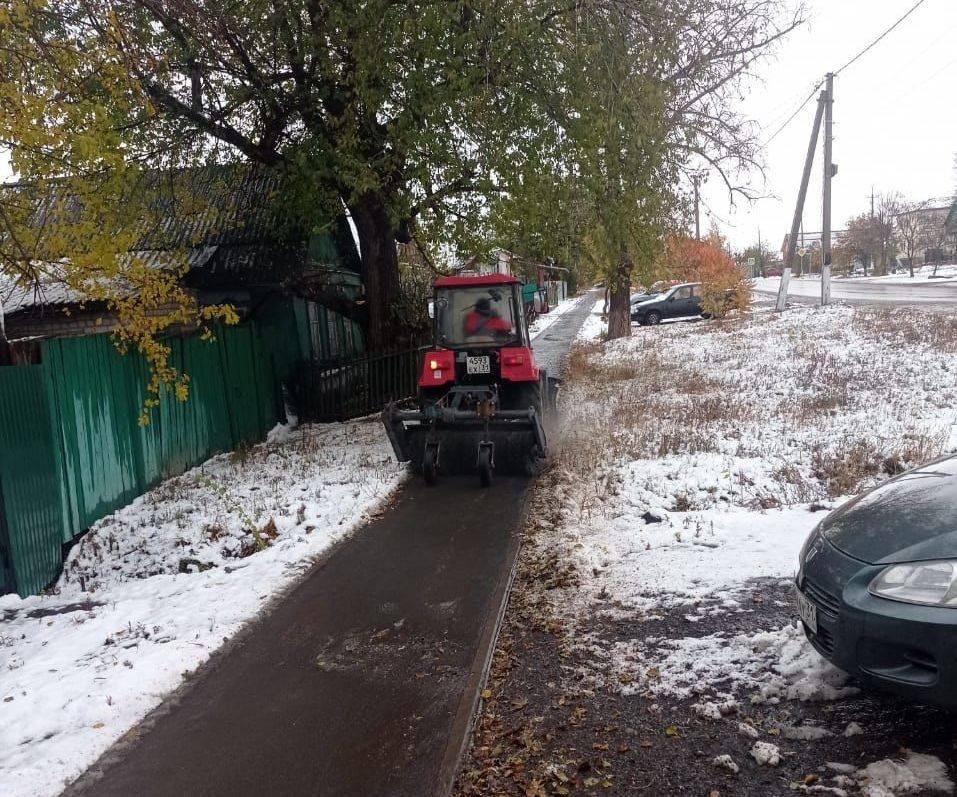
[658,235,752,319]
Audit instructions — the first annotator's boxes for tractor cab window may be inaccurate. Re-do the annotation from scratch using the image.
[435,286,518,347]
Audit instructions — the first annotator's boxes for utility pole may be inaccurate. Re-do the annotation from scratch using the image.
[821,72,836,306]
[782,89,826,280]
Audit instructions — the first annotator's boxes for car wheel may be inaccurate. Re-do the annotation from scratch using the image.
[644,310,662,326]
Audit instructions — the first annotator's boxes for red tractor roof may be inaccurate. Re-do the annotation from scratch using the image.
[434,273,520,288]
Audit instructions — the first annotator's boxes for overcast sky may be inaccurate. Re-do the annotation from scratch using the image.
[704,0,957,253]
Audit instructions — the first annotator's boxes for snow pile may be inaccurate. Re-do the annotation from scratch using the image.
[781,724,830,741]
[713,753,740,773]
[750,741,781,766]
[844,722,864,738]
[0,417,404,797]
[857,752,954,796]
[613,623,857,704]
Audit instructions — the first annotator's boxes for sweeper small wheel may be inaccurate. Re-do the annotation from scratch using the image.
[478,445,494,487]
[423,444,439,485]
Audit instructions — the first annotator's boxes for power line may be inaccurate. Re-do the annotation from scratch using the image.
[761,0,930,146]
[834,0,929,76]
[761,77,824,131]
[762,81,824,146]
[887,54,957,104]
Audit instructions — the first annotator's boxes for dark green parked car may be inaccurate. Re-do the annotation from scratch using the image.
[630,283,703,325]
[795,455,957,708]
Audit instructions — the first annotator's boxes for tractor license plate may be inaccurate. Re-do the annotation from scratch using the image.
[795,588,818,634]
[466,356,491,374]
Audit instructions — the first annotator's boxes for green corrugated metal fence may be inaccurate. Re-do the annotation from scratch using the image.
[0,319,292,596]
[0,366,64,595]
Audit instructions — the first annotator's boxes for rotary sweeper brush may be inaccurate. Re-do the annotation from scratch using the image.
[382,273,557,486]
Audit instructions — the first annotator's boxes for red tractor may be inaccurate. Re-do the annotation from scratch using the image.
[382,273,554,486]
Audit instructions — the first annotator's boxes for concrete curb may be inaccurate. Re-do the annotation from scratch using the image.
[435,511,524,797]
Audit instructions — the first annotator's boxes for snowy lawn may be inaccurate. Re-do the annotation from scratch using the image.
[0,417,404,797]
[538,303,957,792]
[849,264,957,284]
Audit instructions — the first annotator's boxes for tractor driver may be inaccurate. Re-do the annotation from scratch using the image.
[464,296,512,340]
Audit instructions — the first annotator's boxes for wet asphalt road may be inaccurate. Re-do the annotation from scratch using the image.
[66,294,595,797]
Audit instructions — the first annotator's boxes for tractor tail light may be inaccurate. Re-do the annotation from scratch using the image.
[419,350,454,388]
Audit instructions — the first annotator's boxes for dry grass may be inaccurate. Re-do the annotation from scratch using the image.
[809,431,944,498]
[853,307,957,352]
[555,307,954,508]
[556,342,752,514]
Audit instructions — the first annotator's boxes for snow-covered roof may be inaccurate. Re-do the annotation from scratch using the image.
[0,268,82,315]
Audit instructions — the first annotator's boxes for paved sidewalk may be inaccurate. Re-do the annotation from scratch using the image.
[532,291,599,377]
[67,293,596,797]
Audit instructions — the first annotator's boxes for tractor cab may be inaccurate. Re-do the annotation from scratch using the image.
[382,272,553,486]
[433,276,526,349]
[420,274,537,396]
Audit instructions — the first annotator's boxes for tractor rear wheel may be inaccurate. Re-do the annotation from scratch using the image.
[508,381,544,415]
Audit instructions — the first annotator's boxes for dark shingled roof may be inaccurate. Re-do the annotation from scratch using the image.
[1,164,360,312]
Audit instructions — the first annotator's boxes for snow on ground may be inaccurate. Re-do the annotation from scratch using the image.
[857,752,954,796]
[559,304,957,615]
[576,297,606,342]
[610,622,859,704]
[0,417,404,797]
[852,264,957,284]
[527,294,580,338]
[544,303,957,712]
[753,275,957,303]
[764,264,957,286]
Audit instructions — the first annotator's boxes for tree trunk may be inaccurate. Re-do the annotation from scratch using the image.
[348,193,402,351]
[606,260,632,341]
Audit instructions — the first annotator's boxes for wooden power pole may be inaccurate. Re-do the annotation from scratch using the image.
[782,91,826,276]
[821,72,835,306]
